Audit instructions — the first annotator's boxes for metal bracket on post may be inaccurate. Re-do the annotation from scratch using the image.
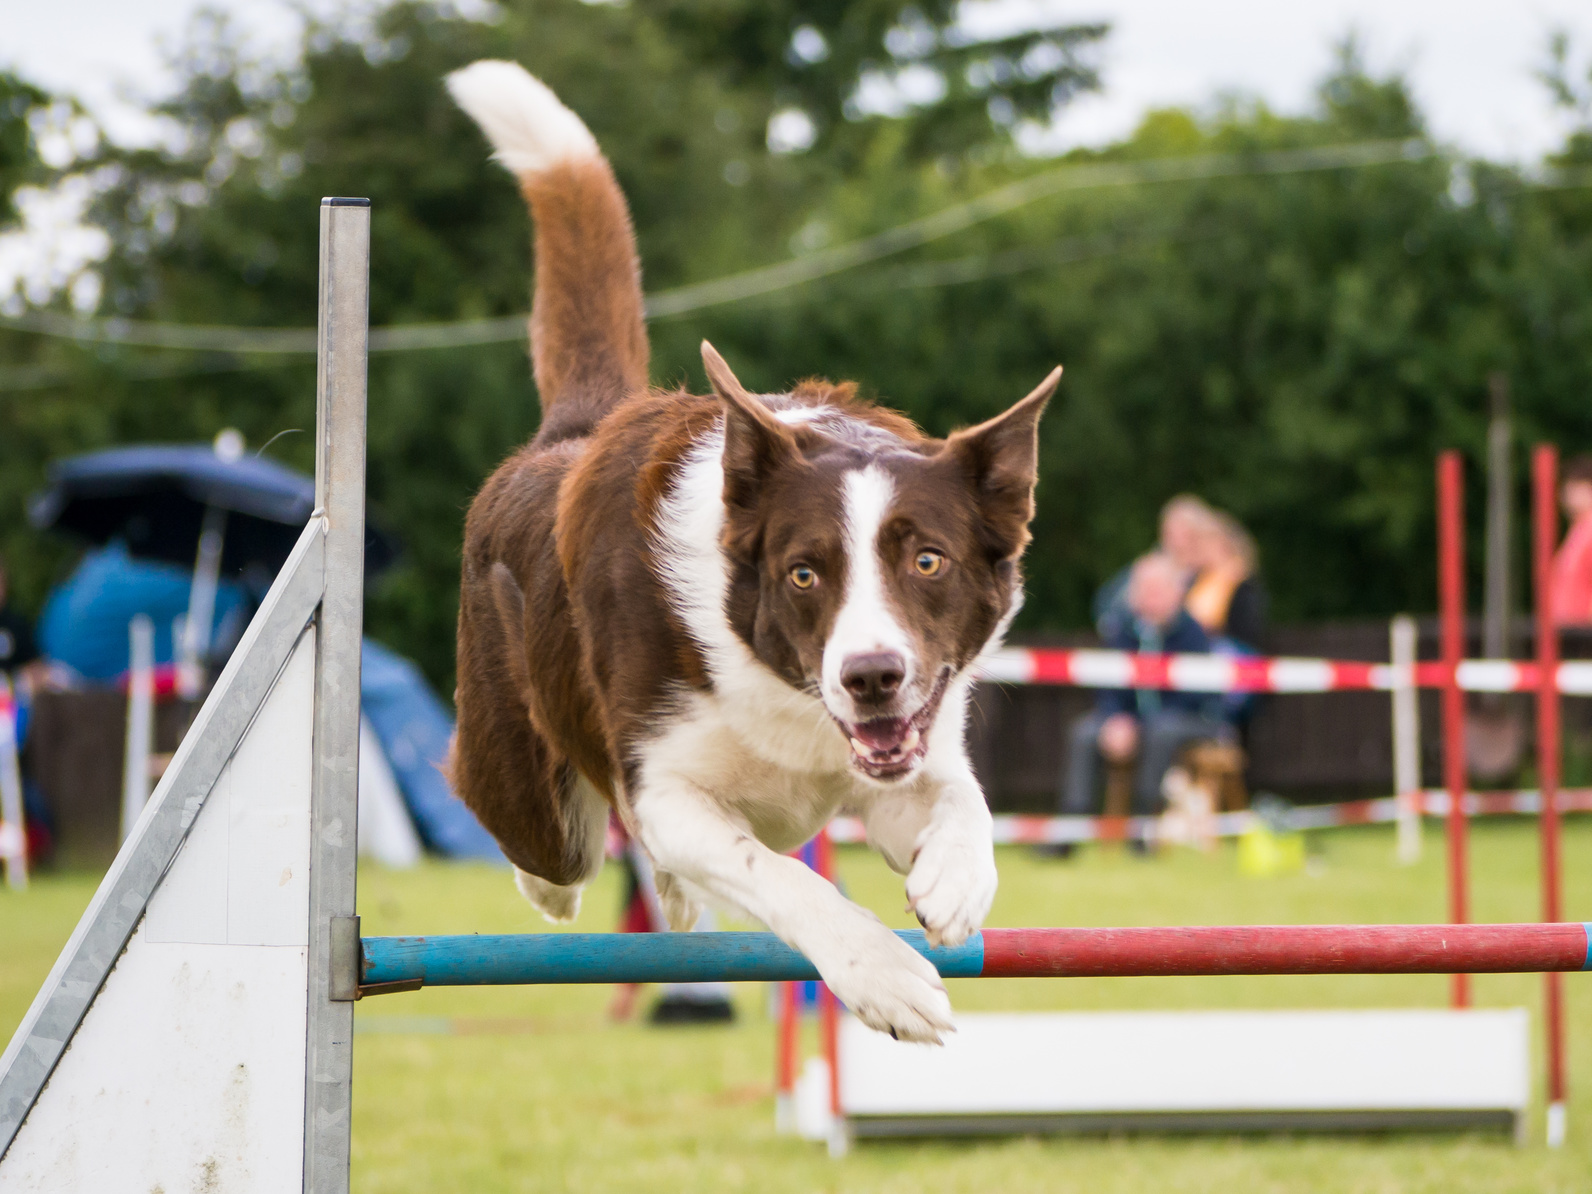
[303,196,370,1194]
[328,915,362,1002]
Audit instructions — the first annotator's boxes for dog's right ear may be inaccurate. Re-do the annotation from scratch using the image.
[703,340,800,512]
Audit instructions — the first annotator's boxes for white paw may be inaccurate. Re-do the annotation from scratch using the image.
[812,913,955,1045]
[904,824,997,948]
[514,867,583,923]
[655,870,702,932]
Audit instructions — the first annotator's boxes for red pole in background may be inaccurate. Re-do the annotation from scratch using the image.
[775,827,843,1138]
[1438,451,1470,1009]
[774,979,799,1127]
[1533,445,1568,1147]
[814,826,842,1125]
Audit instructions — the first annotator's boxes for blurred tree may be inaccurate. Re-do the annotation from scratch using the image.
[641,0,1106,163]
[1540,29,1592,157]
[0,72,48,224]
[2,6,1592,697]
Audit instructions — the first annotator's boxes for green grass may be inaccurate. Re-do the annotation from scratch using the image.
[5,821,1592,1191]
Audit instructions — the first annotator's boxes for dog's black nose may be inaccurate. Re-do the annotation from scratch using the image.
[841,652,906,704]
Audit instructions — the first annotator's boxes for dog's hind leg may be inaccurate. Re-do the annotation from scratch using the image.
[512,771,607,922]
[453,556,613,921]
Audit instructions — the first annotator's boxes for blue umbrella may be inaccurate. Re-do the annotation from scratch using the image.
[29,442,398,578]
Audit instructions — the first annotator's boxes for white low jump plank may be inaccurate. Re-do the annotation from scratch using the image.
[840,1010,1529,1138]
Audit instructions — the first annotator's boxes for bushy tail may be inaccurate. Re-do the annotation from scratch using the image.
[447,60,648,440]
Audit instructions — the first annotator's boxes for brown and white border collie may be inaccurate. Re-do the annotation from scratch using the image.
[446,60,1059,1043]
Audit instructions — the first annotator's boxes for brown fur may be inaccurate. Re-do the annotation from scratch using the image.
[452,124,1056,887]
[521,159,649,443]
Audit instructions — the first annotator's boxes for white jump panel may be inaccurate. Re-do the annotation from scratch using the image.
[841,1009,1529,1138]
[0,629,316,1192]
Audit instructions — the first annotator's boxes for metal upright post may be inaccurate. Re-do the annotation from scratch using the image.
[1532,445,1567,1147]
[120,613,155,843]
[303,197,370,1194]
[1390,614,1422,865]
[1437,451,1470,1009]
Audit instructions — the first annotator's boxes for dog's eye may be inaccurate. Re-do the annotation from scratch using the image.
[789,564,818,590]
[914,551,946,577]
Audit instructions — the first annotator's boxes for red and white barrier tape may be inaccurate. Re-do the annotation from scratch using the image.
[978,647,1592,695]
[829,788,1592,846]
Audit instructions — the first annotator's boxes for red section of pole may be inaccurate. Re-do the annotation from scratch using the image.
[776,980,799,1097]
[1533,445,1568,1124]
[819,982,840,1118]
[978,923,1590,977]
[1438,451,1471,1008]
[813,827,841,1119]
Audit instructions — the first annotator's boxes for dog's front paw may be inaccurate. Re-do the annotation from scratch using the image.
[904,825,997,948]
[816,915,954,1045]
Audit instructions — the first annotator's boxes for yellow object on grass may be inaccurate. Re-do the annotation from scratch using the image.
[1237,822,1305,876]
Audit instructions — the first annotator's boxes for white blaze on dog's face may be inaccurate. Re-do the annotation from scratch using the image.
[703,342,1058,782]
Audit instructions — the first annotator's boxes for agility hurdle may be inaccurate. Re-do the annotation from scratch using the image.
[0,197,369,1193]
[355,923,1592,990]
[0,196,1585,1189]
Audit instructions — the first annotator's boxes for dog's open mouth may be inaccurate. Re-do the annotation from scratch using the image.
[834,670,951,781]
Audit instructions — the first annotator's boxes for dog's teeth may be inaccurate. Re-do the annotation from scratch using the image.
[851,737,870,757]
[901,727,921,754]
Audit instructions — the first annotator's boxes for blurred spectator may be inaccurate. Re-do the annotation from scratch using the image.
[1551,454,1592,627]
[1060,553,1234,835]
[0,555,42,692]
[1094,495,1217,639]
[1185,512,1268,651]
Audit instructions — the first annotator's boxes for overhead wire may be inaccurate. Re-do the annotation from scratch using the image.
[0,136,1434,372]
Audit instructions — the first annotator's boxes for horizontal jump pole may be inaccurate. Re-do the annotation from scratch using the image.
[358,923,1592,995]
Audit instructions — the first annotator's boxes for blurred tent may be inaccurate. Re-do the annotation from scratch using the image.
[38,543,249,680]
[360,638,504,863]
[28,440,399,578]
[30,436,401,688]
[33,547,502,865]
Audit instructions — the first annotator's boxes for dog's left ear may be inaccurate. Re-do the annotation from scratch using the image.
[943,366,1061,555]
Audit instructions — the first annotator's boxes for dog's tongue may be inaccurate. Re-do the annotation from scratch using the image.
[851,718,909,753]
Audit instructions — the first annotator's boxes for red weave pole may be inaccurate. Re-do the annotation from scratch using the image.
[1534,445,1568,1132]
[978,923,1591,977]
[775,980,799,1098]
[819,983,840,1119]
[814,826,841,1119]
[1438,450,1470,1007]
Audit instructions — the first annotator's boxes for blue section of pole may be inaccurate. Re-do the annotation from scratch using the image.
[360,930,986,988]
[1583,924,1592,971]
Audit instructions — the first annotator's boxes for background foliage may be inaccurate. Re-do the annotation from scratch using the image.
[3,2,1592,694]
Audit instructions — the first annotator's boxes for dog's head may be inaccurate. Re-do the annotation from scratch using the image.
[704,342,1058,783]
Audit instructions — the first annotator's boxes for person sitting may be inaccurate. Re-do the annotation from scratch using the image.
[1093,494,1216,640]
[1550,453,1592,627]
[1184,511,1267,652]
[1058,552,1235,843]
[0,555,42,693]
